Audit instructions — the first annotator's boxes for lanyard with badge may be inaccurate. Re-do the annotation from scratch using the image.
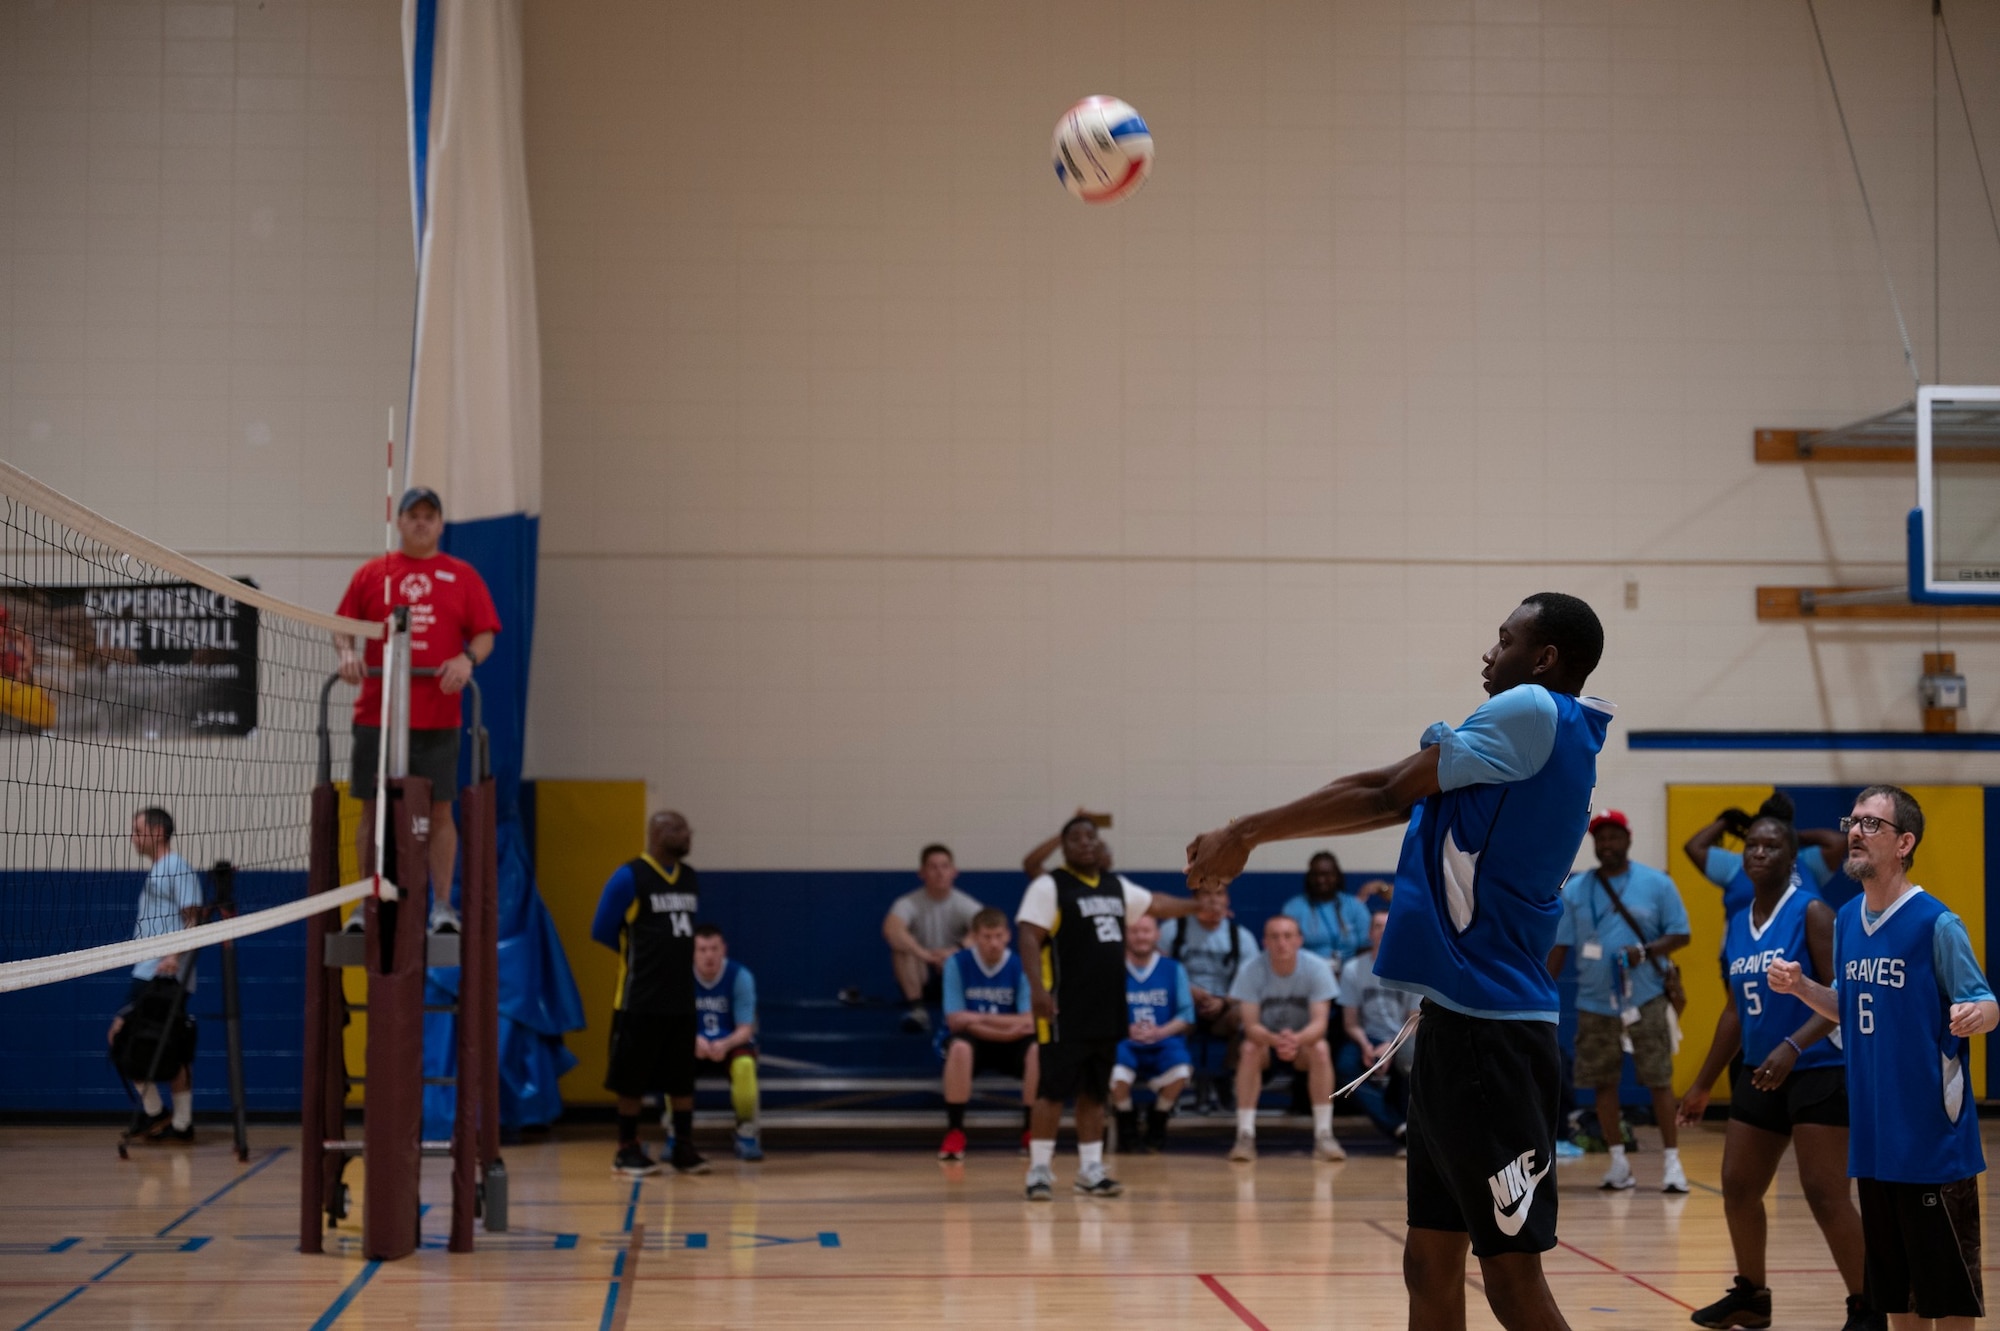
[1582,875,1642,1027]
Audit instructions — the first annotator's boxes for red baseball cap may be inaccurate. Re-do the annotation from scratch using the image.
[1588,809,1629,834]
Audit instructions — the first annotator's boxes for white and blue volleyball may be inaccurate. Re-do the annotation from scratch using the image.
[1051,96,1153,205]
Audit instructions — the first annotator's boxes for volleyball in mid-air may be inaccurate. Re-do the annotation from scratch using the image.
[1051,96,1153,205]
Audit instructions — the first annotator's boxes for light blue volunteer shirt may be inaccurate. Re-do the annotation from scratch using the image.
[1281,891,1374,965]
[1555,862,1689,1017]
[132,850,204,987]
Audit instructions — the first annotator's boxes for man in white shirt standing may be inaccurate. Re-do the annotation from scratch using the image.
[108,807,205,1142]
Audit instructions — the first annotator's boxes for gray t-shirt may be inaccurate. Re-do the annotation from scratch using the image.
[1338,948,1422,1045]
[889,886,984,951]
[1229,951,1337,1033]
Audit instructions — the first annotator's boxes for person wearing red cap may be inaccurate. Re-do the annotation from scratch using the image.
[1546,809,1691,1193]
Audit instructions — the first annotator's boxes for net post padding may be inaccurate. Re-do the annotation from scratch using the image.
[362,776,430,1263]
[450,775,498,1252]
[301,782,346,1254]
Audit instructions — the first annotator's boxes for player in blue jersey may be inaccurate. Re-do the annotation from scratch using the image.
[1676,812,1873,1331]
[1187,592,1610,1331]
[938,908,1038,1161]
[1683,792,1845,920]
[1771,786,1998,1330]
[1109,914,1194,1153]
[691,925,762,1161]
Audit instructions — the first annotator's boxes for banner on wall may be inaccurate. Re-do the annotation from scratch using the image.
[0,583,259,737]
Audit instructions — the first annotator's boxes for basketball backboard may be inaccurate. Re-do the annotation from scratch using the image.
[1911,384,2000,605]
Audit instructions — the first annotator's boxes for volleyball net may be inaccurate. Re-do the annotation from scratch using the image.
[0,461,395,993]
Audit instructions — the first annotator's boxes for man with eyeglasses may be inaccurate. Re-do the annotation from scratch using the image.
[1771,784,1998,1329]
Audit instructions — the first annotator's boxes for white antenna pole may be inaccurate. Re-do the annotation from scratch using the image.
[373,408,395,902]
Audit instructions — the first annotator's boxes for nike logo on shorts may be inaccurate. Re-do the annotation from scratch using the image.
[1487,1148,1551,1237]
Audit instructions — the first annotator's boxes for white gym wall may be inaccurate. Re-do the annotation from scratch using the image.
[3,0,1998,870]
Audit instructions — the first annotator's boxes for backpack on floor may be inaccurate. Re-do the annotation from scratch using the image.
[111,977,196,1082]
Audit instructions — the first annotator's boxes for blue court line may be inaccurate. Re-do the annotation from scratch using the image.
[9,1149,289,1331]
[598,1181,643,1331]
[306,1259,381,1331]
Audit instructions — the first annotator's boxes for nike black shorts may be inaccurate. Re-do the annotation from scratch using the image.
[1404,1000,1561,1258]
[1858,1175,1985,1320]
[1729,1064,1848,1136]
[605,1011,697,1099]
[1037,1039,1118,1104]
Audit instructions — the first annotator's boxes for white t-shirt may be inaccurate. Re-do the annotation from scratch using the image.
[1015,873,1152,931]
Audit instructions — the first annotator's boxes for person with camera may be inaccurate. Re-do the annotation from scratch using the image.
[1546,810,1690,1193]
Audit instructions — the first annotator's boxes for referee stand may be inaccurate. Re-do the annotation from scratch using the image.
[301,621,502,1260]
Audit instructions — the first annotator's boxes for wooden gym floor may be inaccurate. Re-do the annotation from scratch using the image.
[3,1120,1995,1329]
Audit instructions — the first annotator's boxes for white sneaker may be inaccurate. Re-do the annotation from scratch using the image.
[1600,1157,1636,1191]
[1228,1133,1256,1163]
[1312,1132,1347,1162]
[1661,1158,1689,1194]
[1024,1164,1054,1201]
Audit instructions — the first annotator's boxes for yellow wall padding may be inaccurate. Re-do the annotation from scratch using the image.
[533,779,649,1106]
[1666,784,1987,1101]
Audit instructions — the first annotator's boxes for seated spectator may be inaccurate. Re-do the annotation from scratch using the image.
[1336,910,1420,1150]
[883,843,985,1034]
[1228,915,1344,1163]
[938,908,1038,1162]
[692,925,763,1161]
[1159,881,1260,1112]
[1682,792,1844,920]
[1110,915,1194,1153]
[1281,851,1374,976]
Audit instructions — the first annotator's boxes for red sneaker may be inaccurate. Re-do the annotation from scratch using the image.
[1019,1129,1032,1156]
[939,1128,967,1161]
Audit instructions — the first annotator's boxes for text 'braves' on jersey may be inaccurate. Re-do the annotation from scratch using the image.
[944,947,1030,1016]
[590,856,700,1016]
[694,958,757,1041]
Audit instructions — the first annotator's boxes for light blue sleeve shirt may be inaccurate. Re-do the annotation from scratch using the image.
[1300,951,1340,1003]
[1934,914,1996,1005]
[132,852,205,982]
[1703,846,1741,888]
[1425,684,1559,792]
[1561,864,1688,1017]
[1172,963,1195,1025]
[733,966,758,1029]
[1799,845,1832,887]
[942,951,966,1015]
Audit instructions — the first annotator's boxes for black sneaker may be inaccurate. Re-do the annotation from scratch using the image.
[899,1006,931,1035]
[1840,1293,1885,1331]
[613,1144,660,1177]
[1689,1276,1771,1329]
[148,1122,194,1144]
[670,1147,711,1176]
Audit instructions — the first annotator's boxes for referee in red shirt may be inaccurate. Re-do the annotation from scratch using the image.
[334,488,501,924]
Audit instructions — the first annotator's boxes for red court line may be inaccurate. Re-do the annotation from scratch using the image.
[1197,1275,1272,1331]
[1555,1238,1695,1312]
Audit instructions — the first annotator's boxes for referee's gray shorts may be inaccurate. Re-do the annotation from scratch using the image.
[350,725,460,802]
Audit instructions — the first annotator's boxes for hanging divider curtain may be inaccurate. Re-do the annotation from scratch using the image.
[403,0,584,1135]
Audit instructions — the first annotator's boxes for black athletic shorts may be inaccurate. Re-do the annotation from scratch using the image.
[605,1010,698,1098]
[1405,1000,1561,1258]
[956,1035,1032,1080]
[1729,1064,1847,1135]
[351,725,461,803]
[1037,1039,1118,1104]
[1858,1176,1985,1319]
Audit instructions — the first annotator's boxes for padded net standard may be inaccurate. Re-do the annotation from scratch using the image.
[0,462,384,991]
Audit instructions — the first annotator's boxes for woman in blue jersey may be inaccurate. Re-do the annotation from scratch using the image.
[1676,814,1871,1331]
[1682,792,1846,920]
